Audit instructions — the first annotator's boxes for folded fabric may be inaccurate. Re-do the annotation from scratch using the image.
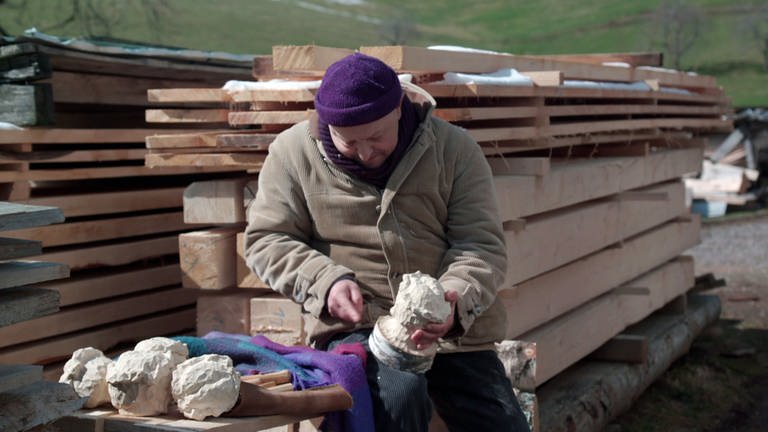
[173,332,374,432]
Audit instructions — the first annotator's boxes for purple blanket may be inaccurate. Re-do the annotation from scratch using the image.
[173,332,373,431]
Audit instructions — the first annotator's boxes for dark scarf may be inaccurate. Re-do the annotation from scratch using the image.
[318,96,420,189]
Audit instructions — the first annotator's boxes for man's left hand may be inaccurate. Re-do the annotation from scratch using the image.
[409,290,459,350]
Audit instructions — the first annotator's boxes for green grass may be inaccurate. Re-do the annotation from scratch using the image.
[1,0,767,106]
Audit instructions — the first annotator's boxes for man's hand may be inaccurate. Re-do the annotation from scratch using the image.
[410,290,459,350]
[327,278,364,323]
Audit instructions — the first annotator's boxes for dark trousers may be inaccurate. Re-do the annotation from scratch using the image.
[327,330,531,432]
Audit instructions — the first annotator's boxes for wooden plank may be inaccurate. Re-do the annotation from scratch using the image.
[0,307,195,365]
[519,257,695,387]
[433,106,538,122]
[56,408,314,432]
[485,157,550,176]
[0,148,147,163]
[505,181,687,284]
[272,45,355,72]
[184,178,251,224]
[534,52,664,67]
[146,132,276,149]
[146,152,267,168]
[228,110,310,126]
[469,117,732,143]
[0,261,69,289]
[493,146,703,221]
[229,88,317,103]
[0,381,84,432]
[145,108,229,123]
[421,83,727,105]
[180,228,240,290]
[0,287,197,349]
[0,83,54,126]
[147,88,231,103]
[0,237,41,260]
[360,46,717,89]
[21,187,185,218]
[39,235,179,271]
[0,128,203,145]
[0,202,64,231]
[46,71,223,106]
[4,211,188,247]
[39,263,181,307]
[0,286,60,327]
[499,217,700,337]
[0,164,244,182]
[0,364,42,393]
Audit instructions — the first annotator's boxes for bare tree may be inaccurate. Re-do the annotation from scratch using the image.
[380,18,420,45]
[744,3,768,72]
[650,0,703,70]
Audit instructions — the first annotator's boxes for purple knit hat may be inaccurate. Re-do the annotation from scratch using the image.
[315,53,403,126]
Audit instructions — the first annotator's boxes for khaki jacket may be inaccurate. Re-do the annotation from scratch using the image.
[244,84,508,351]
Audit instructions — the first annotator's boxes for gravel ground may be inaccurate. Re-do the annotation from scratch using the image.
[615,211,768,432]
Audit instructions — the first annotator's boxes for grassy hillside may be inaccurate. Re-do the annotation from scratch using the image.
[1,0,766,106]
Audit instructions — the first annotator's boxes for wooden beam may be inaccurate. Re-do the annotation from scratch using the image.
[184,178,251,224]
[0,128,204,145]
[504,181,687,284]
[0,307,195,364]
[532,52,663,67]
[0,148,147,163]
[228,110,310,126]
[179,228,240,290]
[0,164,243,182]
[499,217,700,337]
[0,261,69,290]
[493,146,703,221]
[145,108,229,124]
[360,46,717,89]
[485,157,550,176]
[197,291,256,336]
[519,257,694,387]
[39,234,179,271]
[250,295,306,346]
[145,131,276,149]
[21,187,184,218]
[145,152,267,168]
[4,211,188,247]
[272,45,355,72]
[147,88,230,103]
[0,287,196,349]
[433,106,538,122]
[39,263,181,307]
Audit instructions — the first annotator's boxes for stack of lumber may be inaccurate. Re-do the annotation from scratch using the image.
[0,34,259,379]
[0,202,67,327]
[0,202,85,432]
[0,364,85,432]
[147,45,732,431]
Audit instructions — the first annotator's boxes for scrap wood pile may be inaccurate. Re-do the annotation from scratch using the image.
[0,32,260,381]
[685,108,768,217]
[158,45,732,432]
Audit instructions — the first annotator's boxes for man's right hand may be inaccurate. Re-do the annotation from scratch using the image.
[327,278,364,323]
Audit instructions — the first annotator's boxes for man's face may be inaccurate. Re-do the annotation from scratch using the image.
[328,107,401,169]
